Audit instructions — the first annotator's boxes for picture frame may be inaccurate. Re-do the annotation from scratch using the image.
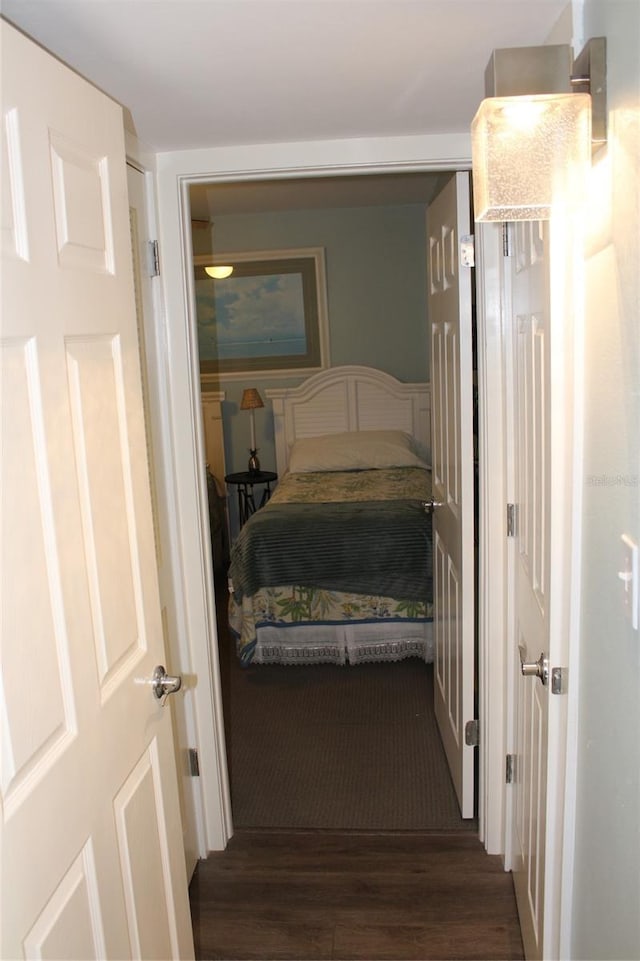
[194,247,330,383]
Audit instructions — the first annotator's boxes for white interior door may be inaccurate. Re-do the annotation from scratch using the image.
[507,220,552,959]
[1,22,193,959]
[427,172,475,818]
[502,208,579,959]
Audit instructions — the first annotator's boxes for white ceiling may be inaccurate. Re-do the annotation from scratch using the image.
[3,0,568,152]
[3,0,568,215]
[188,170,453,219]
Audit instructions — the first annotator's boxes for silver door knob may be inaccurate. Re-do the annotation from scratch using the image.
[151,665,182,700]
[518,645,549,685]
[423,499,444,513]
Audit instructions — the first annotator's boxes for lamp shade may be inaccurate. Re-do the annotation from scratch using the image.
[240,388,264,411]
[471,92,592,221]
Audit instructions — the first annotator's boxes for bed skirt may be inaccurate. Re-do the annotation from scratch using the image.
[228,582,433,666]
[251,620,434,666]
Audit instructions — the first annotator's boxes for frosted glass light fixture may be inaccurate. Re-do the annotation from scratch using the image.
[472,93,591,221]
[471,39,606,222]
[204,265,233,279]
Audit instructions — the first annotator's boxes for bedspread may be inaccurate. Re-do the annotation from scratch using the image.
[228,467,432,603]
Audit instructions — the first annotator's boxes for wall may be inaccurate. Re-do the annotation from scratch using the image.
[194,202,429,526]
[571,2,640,958]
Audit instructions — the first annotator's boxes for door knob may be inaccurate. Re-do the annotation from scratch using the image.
[151,665,182,700]
[423,499,444,513]
[518,645,549,685]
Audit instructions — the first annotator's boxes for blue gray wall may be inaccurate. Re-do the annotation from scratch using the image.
[196,203,429,505]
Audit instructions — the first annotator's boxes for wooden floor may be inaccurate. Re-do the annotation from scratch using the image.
[189,830,524,960]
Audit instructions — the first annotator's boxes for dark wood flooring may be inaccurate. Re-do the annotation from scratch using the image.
[189,829,524,960]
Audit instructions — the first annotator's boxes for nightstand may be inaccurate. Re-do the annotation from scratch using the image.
[224,470,277,526]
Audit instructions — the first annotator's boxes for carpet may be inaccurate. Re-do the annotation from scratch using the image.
[220,622,476,831]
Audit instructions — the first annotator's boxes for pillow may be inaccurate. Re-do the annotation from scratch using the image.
[287,430,428,473]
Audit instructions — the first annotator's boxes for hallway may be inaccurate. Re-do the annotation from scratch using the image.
[189,830,524,960]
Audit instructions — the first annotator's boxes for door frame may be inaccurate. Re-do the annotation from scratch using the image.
[128,136,233,858]
[125,139,207,877]
[153,133,502,855]
[475,222,510,854]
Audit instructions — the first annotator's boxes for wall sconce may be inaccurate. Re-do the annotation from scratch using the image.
[471,38,606,221]
[204,265,233,279]
[240,387,264,473]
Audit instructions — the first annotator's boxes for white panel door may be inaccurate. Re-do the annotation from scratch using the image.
[508,221,552,959]
[1,22,193,960]
[427,173,475,818]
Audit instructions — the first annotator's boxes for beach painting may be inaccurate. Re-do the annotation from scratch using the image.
[194,248,329,377]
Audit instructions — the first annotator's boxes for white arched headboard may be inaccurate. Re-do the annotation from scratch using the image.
[265,365,431,476]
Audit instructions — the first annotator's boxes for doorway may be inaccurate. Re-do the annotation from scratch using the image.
[187,170,479,834]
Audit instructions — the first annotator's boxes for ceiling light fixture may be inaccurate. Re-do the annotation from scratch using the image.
[204,265,234,279]
[471,38,606,222]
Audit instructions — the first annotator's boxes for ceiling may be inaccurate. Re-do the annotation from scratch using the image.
[188,170,453,220]
[3,0,568,216]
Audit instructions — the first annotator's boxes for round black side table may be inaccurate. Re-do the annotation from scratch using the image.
[224,470,277,526]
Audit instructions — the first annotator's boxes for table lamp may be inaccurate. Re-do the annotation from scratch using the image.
[240,387,264,473]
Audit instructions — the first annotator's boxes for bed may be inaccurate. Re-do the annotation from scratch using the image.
[227,366,433,666]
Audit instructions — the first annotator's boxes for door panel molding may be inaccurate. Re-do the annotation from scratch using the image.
[23,841,106,961]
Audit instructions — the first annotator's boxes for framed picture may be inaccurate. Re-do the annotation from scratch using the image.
[194,247,330,381]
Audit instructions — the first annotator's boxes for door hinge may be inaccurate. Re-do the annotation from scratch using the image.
[507,503,517,537]
[465,719,479,747]
[502,222,512,257]
[188,747,200,777]
[551,667,568,695]
[460,234,475,268]
[506,753,516,784]
[148,239,160,277]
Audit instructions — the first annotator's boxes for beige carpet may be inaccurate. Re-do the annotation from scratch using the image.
[224,650,477,831]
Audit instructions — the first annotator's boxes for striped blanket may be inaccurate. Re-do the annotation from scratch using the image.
[228,467,433,604]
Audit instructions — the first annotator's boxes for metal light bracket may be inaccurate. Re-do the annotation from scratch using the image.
[485,43,573,98]
[572,37,607,149]
[484,37,607,151]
